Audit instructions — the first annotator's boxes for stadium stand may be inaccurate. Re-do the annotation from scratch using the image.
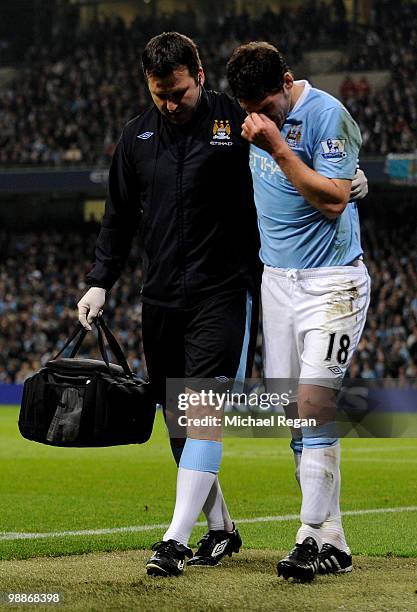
[1,1,416,165]
[0,202,416,383]
[0,226,146,383]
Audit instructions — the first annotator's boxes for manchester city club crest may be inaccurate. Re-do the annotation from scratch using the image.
[285,125,303,148]
[210,119,233,146]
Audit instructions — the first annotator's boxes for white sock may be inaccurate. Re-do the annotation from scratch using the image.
[203,477,233,532]
[296,445,339,547]
[163,468,216,546]
[296,524,322,549]
[294,449,322,548]
[320,445,350,553]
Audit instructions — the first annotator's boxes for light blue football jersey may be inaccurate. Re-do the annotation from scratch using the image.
[249,81,363,269]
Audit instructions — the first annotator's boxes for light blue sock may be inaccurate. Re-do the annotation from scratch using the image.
[179,438,222,473]
[302,422,338,449]
[290,438,303,487]
[290,438,303,455]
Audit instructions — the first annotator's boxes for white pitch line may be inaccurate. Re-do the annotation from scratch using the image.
[347,458,417,464]
[1,506,417,542]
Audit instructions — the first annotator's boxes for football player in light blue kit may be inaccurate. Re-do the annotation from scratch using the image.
[227,42,370,582]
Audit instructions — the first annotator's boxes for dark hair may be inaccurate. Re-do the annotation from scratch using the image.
[142,32,201,82]
[226,42,290,101]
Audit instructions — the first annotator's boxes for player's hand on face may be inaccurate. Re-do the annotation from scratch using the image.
[350,168,368,200]
[77,287,106,331]
[241,113,283,154]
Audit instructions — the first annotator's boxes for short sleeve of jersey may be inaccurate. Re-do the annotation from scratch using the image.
[312,106,362,180]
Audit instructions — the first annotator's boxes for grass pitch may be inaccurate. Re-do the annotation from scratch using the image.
[1,405,417,610]
[3,550,417,612]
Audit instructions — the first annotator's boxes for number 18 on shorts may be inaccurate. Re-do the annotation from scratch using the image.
[262,263,371,396]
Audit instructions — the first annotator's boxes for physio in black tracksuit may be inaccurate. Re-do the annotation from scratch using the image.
[79,32,261,573]
[85,54,260,412]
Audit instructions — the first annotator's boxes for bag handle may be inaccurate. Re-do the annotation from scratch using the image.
[53,323,87,360]
[95,316,133,378]
[52,316,133,378]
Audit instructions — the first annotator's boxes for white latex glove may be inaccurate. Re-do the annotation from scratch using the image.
[77,287,106,331]
[350,168,368,200]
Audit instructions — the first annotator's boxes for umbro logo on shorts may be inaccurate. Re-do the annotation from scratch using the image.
[215,376,229,383]
[327,365,343,375]
[137,131,154,140]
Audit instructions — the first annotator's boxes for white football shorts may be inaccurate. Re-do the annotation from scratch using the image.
[262,261,371,398]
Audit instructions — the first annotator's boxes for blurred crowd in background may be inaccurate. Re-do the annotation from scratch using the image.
[1,203,416,384]
[340,0,417,156]
[0,0,416,166]
[0,227,146,383]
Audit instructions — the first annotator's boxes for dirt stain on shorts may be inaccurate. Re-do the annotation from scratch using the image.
[326,281,359,319]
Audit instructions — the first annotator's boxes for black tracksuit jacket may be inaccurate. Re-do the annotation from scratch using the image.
[86,89,261,308]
